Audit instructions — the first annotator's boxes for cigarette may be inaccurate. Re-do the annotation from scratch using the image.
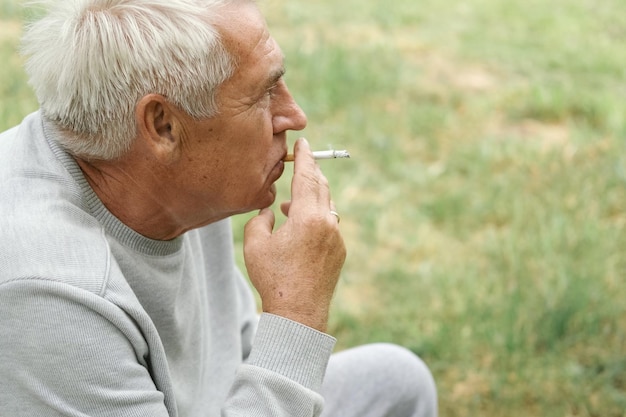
[284,149,351,162]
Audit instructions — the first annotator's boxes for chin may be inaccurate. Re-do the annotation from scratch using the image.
[238,193,276,215]
[241,184,278,213]
[258,193,277,210]
[264,184,278,205]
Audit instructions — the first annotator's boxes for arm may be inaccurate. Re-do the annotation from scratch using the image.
[225,138,345,416]
[1,276,332,417]
[224,313,335,417]
[0,258,336,417]
[0,280,172,417]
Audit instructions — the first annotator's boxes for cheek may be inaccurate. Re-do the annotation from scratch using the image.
[228,157,270,188]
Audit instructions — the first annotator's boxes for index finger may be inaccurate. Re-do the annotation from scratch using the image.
[289,138,331,213]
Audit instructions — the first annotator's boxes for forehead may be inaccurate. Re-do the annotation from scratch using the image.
[216,2,284,87]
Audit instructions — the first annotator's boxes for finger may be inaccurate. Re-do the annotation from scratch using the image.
[290,138,331,212]
[280,201,291,217]
[292,137,315,175]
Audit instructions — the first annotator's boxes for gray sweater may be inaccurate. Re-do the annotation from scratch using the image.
[0,112,335,416]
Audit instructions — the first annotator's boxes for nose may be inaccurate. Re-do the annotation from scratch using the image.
[272,80,308,134]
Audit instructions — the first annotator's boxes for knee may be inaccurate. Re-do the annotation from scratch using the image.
[370,343,438,417]
[323,343,438,417]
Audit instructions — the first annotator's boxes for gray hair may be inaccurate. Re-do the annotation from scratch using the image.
[22,0,234,160]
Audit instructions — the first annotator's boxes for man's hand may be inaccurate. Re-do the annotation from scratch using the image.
[244,138,346,333]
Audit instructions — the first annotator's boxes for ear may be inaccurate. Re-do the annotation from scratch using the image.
[135,94,181,164]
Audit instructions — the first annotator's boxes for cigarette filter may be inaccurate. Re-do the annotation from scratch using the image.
[284,149,351,162]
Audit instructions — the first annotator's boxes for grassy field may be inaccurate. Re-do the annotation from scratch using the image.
[2,0,625,416]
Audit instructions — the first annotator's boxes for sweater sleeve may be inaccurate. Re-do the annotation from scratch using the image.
[0,279,172,417]
[0,280,335,417]
[223,313,336,417]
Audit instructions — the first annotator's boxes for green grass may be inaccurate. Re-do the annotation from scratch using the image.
[2,0,625,415]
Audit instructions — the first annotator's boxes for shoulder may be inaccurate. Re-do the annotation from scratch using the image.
[0,194,111,294]
[0,113,110,293]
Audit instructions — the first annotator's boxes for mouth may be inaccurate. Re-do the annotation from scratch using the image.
[269,156,286,183]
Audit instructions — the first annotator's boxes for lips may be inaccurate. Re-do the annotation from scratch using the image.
[268,157,285,184]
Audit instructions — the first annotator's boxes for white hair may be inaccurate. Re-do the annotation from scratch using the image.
[21,0,235,160]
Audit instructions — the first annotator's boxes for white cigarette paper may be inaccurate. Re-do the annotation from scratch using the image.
[284,149,351,162]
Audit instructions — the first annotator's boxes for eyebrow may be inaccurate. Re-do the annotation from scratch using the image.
[264,66,286,91]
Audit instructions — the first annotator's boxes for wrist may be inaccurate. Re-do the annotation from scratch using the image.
[262,304,330,333]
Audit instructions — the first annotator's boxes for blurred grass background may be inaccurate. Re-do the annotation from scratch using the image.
[1,0,625,415]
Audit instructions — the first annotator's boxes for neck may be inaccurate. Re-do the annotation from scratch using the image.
[74,155,188,241]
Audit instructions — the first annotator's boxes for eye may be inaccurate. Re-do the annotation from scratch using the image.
[256,83,278,107]
[266,82,279,97]
[257,76,285,105]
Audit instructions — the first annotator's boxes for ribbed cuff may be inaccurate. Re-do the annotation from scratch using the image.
[247,313,336,393]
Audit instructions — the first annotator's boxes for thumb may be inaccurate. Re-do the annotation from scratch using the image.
[244,208,275,243]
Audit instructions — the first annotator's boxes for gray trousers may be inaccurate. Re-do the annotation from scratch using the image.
[321,344,438,417]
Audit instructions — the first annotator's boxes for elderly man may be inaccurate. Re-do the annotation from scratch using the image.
[0,0,437,416]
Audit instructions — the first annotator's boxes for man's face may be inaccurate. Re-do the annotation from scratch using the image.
[175,1,307,222]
